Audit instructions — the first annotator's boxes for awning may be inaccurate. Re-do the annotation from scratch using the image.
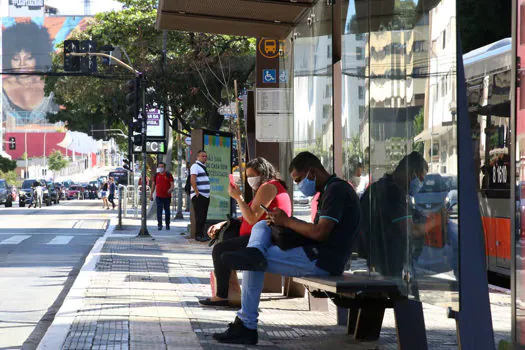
[414,124,455,143]
[156,0,315,39]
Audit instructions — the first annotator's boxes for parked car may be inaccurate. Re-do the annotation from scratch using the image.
[293,190,310,205]
[412,174,457,248]
[19,179,51,207]
[46,181,59,204]
[66,185,84,200]
[0,179,14,207]
[413,174,457,213]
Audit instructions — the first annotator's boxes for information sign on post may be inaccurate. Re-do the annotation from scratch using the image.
[146,108,165,138]
[202,130,233,221]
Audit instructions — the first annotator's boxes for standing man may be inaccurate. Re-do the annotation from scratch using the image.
[190,150,211,242]
[108,177,116,210]
[150,161,174,230]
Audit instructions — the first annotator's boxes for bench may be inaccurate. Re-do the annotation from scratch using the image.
[293,273,429,349]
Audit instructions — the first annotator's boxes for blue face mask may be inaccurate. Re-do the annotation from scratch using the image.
[409,177,423,196]
[298,171,317,197]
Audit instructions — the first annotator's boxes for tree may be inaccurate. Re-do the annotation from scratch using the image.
[45,0,256,137]
[458,0,511,53]
[412,109,424,155]
[48,150,68,180]
[0,171,18,186]
[0,155,16,173]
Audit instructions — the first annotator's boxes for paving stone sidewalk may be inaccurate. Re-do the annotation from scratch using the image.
[53,218,511,349]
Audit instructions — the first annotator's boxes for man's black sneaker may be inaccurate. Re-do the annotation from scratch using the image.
[212,317,258,345]
[195,235,210,242]
[166,225,170,231]
[221,247,267,271]
[158,226,162,231]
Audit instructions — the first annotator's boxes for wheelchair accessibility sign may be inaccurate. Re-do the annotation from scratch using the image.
[263,69,276,83]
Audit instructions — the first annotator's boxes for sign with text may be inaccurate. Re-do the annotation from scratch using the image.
[8,0,45,17]
[133,140,167,154]
[203,132,232,221]
[146,109,165,138]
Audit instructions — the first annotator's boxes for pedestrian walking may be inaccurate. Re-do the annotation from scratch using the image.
[100,180,110,209]
[190,150,211,242]
[149,162,174,230]
[107,177,116,210]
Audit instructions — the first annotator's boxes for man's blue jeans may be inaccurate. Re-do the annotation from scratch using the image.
[156,196,171,227]
[237,221,329,330]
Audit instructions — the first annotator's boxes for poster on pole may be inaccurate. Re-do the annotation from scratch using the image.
[203,130,232,221]
[146,108,165,138]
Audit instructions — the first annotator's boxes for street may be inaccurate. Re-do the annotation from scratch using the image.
[0,199,112,350]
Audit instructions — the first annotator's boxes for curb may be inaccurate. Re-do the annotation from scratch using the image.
[36,218,116,350]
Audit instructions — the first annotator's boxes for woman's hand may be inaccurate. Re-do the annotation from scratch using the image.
[228,184,242,201]
[207,221,227,238]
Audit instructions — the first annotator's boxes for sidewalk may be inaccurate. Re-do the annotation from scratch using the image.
[38,217,511,350]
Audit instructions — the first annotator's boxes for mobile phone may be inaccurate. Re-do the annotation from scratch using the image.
[229,174,235,187]
[260,204,270,213]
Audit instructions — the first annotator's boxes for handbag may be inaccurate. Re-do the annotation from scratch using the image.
[208,214,242,247]
[270,224,316,250]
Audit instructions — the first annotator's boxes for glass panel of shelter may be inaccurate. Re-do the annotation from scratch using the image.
[292,1,334,222]
[342,0,459,309]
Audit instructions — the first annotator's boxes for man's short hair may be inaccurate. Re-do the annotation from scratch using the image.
[158,161,166,166]
[197,150,206,156]
[289,152,323,173]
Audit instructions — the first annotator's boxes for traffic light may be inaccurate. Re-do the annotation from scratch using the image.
[123,157,132,171]
[125,79,140,117]
[64,40,80,72]
[8,137,15,150]
[80,40,97,73]
[132,114,145,147]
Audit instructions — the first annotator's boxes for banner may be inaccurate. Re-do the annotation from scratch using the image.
[2,16,89,131]
[203,132,232,221]
[8,0,45,18]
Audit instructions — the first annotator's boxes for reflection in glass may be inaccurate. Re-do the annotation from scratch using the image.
[343,0,458,308]
[292,1,333,221]
[517,1,525,341]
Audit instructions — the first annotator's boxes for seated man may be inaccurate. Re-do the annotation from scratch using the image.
[213,151,361,345]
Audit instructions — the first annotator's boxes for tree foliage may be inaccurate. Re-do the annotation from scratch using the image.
[45,0,256,138]
[0,155,17,173]
[458,0,511,53]
[48,150,68,172]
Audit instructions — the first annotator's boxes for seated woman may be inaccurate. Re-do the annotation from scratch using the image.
[199,157,291,307]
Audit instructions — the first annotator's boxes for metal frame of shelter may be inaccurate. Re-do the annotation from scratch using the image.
[156,1,496,348]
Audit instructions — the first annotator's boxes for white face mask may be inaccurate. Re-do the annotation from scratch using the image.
[157,167,165,173]
[247,176,261,190]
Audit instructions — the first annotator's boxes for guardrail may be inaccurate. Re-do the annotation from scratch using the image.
[121,185,188,220]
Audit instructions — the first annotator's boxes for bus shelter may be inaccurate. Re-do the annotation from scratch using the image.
[157,0,495,347]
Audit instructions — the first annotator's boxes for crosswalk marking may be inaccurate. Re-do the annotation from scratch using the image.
[0,235,32,245]
[47,236,74,245]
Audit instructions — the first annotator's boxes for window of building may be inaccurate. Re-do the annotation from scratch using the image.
[356,47,363,60]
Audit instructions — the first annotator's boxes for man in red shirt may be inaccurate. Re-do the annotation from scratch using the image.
[150,162,174,230]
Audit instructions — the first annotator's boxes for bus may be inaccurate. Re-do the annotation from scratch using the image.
[464,38,512,277]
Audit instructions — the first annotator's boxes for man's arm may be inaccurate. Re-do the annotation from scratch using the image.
[269,183,345,242]
[282,217,337,242]
[149,176,156,200]
[190,174,199,196]
[169,175,175,193]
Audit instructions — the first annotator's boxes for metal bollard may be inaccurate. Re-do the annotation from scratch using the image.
[118,186,123,229]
